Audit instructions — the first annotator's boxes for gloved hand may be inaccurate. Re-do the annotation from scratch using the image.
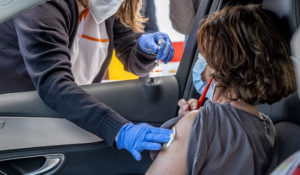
[138,32,174,64]
[116,123,173,161]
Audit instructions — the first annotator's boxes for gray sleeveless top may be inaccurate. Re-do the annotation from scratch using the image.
[152,101,277,175]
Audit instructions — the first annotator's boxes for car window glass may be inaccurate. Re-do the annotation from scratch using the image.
[102,0,185,83]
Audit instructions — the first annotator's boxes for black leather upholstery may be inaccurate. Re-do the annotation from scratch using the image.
[275,122,300,162]
[257,93,300,125]
[263,0,300,34]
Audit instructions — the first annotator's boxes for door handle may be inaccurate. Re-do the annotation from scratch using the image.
[144,78,161,101]
[25,154,64,175]
[144,77,159,86]
[0,121,4,129]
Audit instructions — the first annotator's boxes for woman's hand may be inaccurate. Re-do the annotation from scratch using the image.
[177,98,198,116]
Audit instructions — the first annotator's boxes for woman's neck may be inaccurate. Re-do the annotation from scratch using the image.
[212,87,262,119]
[76,0,86,18]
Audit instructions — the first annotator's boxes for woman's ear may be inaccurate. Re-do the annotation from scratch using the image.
[202,65,214,82]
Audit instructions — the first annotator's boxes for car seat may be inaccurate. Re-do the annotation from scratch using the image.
[256,0,300,164]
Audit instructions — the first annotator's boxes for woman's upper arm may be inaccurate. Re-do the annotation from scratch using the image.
[146,111,198,175]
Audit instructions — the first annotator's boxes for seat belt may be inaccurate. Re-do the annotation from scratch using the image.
[176,0,212,98]
[177,0,223,100]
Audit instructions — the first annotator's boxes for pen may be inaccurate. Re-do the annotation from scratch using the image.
[155,38,162,65]
[197,78,213,109]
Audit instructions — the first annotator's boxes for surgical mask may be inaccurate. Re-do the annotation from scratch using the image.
[192,53,215,101]
[89,0,124,24]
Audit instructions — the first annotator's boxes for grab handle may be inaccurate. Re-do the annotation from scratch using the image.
[25,154,64,175]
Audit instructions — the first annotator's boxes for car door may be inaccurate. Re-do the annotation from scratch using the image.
[0,0,259,174]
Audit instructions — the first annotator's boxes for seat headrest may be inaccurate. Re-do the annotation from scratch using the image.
[257,93,300,124]
[291,29,300,98]
[264,0,300,98]
[263,0,300,34]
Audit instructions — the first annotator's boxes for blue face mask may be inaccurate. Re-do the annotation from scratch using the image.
[192,53,215,101]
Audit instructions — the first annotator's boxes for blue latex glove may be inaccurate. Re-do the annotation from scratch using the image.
[116,123,173,161]
[138,32,175,64]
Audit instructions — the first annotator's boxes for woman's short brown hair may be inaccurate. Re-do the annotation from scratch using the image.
[198,5,297,104]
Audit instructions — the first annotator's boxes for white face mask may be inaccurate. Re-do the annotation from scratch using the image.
[89,0,124,24]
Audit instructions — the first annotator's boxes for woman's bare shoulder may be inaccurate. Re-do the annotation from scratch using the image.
[146,110,198,175]
[176,110,198,129]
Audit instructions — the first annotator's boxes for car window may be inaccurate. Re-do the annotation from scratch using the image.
[102,0,185,83]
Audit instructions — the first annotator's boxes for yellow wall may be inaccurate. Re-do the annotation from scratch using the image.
[108,51,138,80]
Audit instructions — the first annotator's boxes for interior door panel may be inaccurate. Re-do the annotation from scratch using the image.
[0,76,180,174]
[0,76,179,124]
[0,140,153,175]
[0,117,101,151]
[0,116,153,174]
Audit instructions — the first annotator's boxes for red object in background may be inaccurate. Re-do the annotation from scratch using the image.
[171,42,184,62]
[294,165,300,175]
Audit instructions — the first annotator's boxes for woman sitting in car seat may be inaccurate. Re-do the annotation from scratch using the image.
[146,4,297,175]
